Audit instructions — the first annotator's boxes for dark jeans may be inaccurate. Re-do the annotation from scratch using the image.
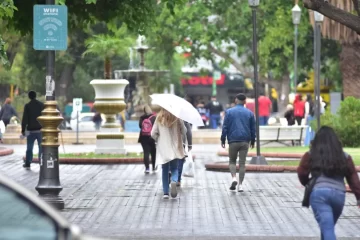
[259,116,269,126]
[25,132,42,166]
[210,114,221,129]
[295,116,303,126]
[310,187,345,240]
[178,158,185,182]
[3,119,10,127]
[140,139,156,169]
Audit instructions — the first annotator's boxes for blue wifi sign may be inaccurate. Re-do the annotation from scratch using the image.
[33,5,68,51]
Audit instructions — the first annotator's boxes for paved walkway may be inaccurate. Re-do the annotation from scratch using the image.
[0,146,359,239]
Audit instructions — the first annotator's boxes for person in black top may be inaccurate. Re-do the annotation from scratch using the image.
[21,91,44,169]
[205,96,224,129]
[138,105,157,173]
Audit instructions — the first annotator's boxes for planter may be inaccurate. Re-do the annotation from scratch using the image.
[90,79,129,154]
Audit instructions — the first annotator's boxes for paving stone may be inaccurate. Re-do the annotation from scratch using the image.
[0,151,360,239]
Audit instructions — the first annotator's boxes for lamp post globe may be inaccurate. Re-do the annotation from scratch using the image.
[248,0,259,7]
[292,4,301,25]
[314,11,324,23]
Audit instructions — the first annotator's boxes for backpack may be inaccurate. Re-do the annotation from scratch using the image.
[141,114,155,136]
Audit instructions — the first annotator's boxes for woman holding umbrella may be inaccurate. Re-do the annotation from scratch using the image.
[151,108,187,199]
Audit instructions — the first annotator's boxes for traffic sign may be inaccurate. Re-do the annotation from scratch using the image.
[213,71,221,81]
[73,98,83,112]
[33,5,68,51]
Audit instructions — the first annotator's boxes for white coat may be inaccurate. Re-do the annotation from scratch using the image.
[151,118,187,165]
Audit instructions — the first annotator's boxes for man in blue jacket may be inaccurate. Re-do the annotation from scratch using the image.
[221,94,255,192]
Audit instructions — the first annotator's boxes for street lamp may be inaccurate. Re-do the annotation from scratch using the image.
[292,3,301,93]
[35,0,65,210]
[248,0,267,165]
[314,11,324,131]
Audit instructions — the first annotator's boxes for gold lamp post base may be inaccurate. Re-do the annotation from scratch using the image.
[35,101,65,210]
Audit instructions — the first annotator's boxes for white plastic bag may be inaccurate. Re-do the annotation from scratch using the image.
[182,151,195,178]
[0,120,5,134]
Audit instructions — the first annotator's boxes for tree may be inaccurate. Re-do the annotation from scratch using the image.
[307,0,360,98]
[302,0,360,34]
[83,25,134,79]
[147,0,318,110]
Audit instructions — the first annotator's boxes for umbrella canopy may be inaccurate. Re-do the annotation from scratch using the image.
[150,94,204,127]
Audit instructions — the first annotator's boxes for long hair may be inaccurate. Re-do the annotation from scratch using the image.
[157,108,183,154]
[309,126,349,177]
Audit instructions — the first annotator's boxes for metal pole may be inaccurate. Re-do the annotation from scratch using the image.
[249,7,267,165]
[76,111,79,144]
[315,22,321,130]
[294,24,298,93]
[35,0,65,210]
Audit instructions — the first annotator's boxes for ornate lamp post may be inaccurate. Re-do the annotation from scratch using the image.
[248,0,267,165]
[35,0,65,210]
[314,11,324,130]
[292,2,301,93]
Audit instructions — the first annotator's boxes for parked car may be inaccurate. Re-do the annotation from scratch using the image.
[0,173,105,240]
[70,112,105,131]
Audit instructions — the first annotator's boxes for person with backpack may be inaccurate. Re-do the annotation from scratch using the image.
[138,105,157,173]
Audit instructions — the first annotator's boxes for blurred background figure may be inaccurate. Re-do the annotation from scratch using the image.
[0,98,18,127]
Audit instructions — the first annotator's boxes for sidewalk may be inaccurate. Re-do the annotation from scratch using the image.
[0,150,359,239]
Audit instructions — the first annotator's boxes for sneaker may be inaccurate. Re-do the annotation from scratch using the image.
[229,180,238,190]
[170,181,178,198]
[23,164,30,170]
[152,165,157,172]
[144,168,150,174]
[237,184,244,192]
[163,194,169,199]
[176,181,181,187]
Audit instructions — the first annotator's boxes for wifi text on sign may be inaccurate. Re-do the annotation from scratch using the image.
[33,5,68,51]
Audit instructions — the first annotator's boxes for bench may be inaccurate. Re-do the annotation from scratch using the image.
[259,126,308,146]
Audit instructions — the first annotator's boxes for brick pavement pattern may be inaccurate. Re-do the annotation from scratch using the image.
[0,152,359,239]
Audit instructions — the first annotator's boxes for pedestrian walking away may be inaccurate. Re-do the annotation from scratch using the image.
[151,108,187,199]
[205,96,224,129]
[138,105,157,173]
[177,121,192,186]
[0,98,18,127]
[21,91,45,169]
[297,126,360,240]
[258,92,272,126]
[221,94,256,192]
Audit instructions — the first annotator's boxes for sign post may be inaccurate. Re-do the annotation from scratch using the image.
[212,71,221,97]
[72,98,83,145]
[34,1,68,210]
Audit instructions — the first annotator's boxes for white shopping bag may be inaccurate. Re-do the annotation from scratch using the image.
[0,120,5,134]
[182,151,195,178]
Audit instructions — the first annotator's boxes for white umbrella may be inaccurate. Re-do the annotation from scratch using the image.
[150,94,204,127]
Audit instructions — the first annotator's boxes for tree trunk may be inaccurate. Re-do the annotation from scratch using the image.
[104,57,111,79]
[57,64,76,101]
[340,42,360,98]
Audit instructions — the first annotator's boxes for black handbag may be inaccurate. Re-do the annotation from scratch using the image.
[302,175,319,208]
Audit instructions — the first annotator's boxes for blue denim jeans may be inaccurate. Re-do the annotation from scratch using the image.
[210,114,221,129]
[178,158,185,182]
[162,159,179,194]
[25,132,42,165]
[259,116,269,126]
[310,187,345,240]
[304,115,315,146]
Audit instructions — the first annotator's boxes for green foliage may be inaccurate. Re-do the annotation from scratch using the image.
[83,27,133,60]
[319,97,360,147]
[0,0,17,18]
